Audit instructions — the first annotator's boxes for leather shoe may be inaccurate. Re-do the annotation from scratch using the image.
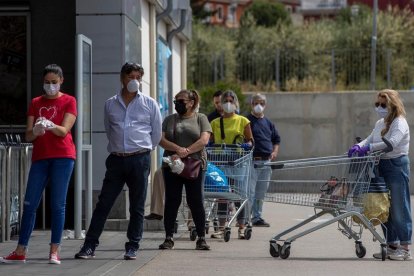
[144,213,163,220]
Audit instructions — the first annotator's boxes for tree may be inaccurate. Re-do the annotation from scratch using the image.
[241,0,291,27]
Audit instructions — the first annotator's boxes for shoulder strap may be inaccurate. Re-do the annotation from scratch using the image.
[220,116,225,140]
[173,114,177,140]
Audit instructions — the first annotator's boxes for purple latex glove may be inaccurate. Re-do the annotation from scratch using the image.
[358,145,370,157]
[348,145,360,157]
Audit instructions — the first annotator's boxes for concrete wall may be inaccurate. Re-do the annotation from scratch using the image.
[253,91,414,192]
[76,0,144,194]
[76,0,143,220]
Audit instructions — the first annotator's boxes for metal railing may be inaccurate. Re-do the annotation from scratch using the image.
[188,48,414,91]
[0,134,32,242]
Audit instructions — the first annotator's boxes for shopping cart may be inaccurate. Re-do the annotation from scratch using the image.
[258,146,391,260]
[176,195,217,241]
[203,144,253,242]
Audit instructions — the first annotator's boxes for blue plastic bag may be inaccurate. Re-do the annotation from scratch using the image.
[204,163,230,193]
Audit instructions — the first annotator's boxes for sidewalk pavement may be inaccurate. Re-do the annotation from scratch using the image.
[1,198,413,276]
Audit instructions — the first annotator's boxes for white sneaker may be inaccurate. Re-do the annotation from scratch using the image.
[210,231,223,239]
[49,252,61,264]
[238,229,245,240]
[389,249,412,261]
[373,247,397,259]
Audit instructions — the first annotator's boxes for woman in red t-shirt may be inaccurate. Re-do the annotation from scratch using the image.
[1,64,77,265]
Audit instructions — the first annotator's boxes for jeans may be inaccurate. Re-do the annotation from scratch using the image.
[162,167,206,237]
[85,152,150,249]
[379,155,412,245]
[249,161,272,222]
[18,158,74,246]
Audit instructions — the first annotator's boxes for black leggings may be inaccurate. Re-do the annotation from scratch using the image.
[162,167,206,237]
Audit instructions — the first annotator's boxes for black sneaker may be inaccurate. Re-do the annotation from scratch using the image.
[124,242,138,260]
[144,213,163,220]
[74,242,97,259]
[252,219,270,227]
[195,237,210,250]
[159,237,174,250]
[124,248,137,260]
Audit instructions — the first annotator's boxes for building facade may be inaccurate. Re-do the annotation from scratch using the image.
[200,0,252,28]
[0,0,192,229]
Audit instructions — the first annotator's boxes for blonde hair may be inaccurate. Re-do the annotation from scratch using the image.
[378,89,406,136]
[221,90,240,111]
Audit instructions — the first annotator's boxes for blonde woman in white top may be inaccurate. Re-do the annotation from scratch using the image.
[348,89,411,261]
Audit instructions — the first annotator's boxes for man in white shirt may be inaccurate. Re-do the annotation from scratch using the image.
[75,62,162,261]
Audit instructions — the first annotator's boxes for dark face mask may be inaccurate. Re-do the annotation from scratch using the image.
[174,101,187,115]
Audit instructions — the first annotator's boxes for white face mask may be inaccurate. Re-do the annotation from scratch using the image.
[375,106,388,118]
[222,102,236,114]
[126,79,140,93]
[43,83,60,96]
[253,104,264,114]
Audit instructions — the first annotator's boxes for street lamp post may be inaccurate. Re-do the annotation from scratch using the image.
[370,0,378,90]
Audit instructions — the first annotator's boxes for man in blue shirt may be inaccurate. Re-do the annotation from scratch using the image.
[75,62,162,260]
[247,93,280,227]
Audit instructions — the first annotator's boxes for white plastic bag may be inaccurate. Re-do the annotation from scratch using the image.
[162,156,185,174]
[36,116,56,129]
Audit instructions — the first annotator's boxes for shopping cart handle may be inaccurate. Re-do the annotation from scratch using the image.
[254,163,284,169]
[382,137,393,153]
[206,144,242,149]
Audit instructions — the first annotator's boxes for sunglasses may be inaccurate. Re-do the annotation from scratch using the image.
[173,99,189,104]
[374,102,387,108]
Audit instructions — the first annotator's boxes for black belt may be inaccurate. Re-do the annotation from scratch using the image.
[111,149,149,157]
[253,156,270,161]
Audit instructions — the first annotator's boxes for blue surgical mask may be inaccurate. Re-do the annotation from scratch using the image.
[375,106,388,118]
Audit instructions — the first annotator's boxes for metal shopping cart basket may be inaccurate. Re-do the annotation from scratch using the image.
[203,144,253,242]
[258,149,390,260]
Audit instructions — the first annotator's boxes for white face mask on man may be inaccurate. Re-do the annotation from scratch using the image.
[126,79,141,93]
[253,104,265,114]
[222,102,236,114]
[43,83,60,96]
[375,106,388,118]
